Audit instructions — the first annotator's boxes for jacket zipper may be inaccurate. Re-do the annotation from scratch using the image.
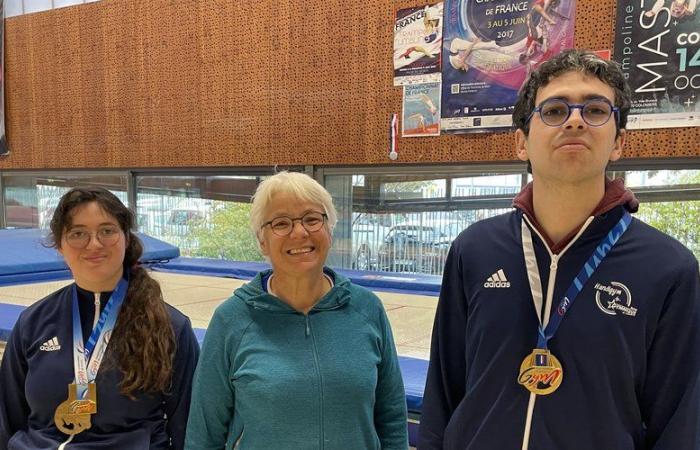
[92,293,101,329]
[305,314,325,449]
[520,215,595,450]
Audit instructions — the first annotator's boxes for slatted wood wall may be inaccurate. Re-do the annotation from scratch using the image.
[0,0,697,170]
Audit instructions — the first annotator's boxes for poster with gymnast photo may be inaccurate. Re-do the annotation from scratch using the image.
[614,0,700,129]
[393,3,444,86]
[402,82,442,137]
[440,0,575,133]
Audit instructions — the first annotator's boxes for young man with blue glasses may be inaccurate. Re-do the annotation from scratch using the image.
[419,49,700,449]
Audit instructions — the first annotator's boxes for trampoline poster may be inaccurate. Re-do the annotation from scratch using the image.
[402,82,441,137]
[393,3,444,86]
[614,0,700,129]
[440,0,575,133]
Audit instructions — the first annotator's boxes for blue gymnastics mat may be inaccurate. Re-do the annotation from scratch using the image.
[0,229,179,286]
[151,257,442,297]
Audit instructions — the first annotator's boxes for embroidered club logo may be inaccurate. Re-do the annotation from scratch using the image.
[594,281,637,317]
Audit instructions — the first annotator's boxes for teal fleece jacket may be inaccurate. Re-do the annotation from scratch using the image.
[185,269,408,449]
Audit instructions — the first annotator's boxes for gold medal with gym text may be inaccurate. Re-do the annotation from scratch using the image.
[517,349,563,395]
[54,383,97,436]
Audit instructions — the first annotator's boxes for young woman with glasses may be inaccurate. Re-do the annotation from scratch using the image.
[0,187,199,450]
[186,171,408,449]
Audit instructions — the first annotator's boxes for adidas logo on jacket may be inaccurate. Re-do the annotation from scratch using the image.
[483,269,510,288]
[39,337,61,352]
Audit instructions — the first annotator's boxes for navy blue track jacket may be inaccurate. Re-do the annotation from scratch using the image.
[419,205,700,449]
[0,284,200,450]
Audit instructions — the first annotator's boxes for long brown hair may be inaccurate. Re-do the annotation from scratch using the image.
[49,187,175,397]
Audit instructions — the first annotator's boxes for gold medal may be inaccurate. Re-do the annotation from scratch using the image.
[517,349,563,395]
[54,383,97,436]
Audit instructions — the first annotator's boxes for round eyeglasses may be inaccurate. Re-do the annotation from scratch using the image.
[529,98,620,127]
[262,211,328,237]
[64,226,122,249]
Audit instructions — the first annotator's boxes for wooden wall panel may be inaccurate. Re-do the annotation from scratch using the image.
[0,0,697,170]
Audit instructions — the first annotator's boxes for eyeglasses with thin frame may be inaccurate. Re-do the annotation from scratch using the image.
[262,211,328,237]
[528,97,620,128]
[64,226,122,249]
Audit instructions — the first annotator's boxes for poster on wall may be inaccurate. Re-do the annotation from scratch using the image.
[440,0,576,133]
[0,0,6,156]
[613,0,700,129]
[394,3,444,86]
[402,82,442,136]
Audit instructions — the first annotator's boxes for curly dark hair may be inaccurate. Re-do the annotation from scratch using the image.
[512,49,632,136]
[48,187,175,397]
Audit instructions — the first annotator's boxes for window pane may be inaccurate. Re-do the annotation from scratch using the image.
[2,175,127,229]
[325,172,520,276]
[23,0,52,14]
[351,175,365,187]
[53,0,84,8]
[5,0,23,18]
[382,179,446,200]
[619,169,700,188]
[451,174,521,197]
[135,175,266,260]
[637,200,700,259]
[613,169,700,260]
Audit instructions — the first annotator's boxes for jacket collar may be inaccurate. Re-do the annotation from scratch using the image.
[234,267,351,313]
[512,177,639,253]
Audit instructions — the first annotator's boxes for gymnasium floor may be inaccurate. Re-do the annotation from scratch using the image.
[0,271,438,361]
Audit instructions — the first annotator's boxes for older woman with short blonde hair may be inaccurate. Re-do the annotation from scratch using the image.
[186,171,408,449]
[249,170,338,252]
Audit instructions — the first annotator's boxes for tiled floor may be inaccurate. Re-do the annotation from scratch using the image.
[0,271,437,360]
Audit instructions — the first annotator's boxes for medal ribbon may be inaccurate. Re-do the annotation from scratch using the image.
[523,211,632,350]
[71,277,128,398]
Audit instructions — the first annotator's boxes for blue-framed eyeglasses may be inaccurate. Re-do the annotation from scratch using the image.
[262,211,328,237]
[528,98,620,127]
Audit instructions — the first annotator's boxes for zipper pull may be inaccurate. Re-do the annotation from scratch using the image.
[550,254,559,271]
[305,315,310,337]
[92,293,101,330]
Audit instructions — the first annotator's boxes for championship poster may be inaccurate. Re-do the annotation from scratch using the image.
[402,82,442,136]
[394,3,444,86]
[441,0,575,133]
[614,0,700,129]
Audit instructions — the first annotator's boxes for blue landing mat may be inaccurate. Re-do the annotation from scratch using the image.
[0,229,180,286]
[0,303,24,341]
[151,257,442,297]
